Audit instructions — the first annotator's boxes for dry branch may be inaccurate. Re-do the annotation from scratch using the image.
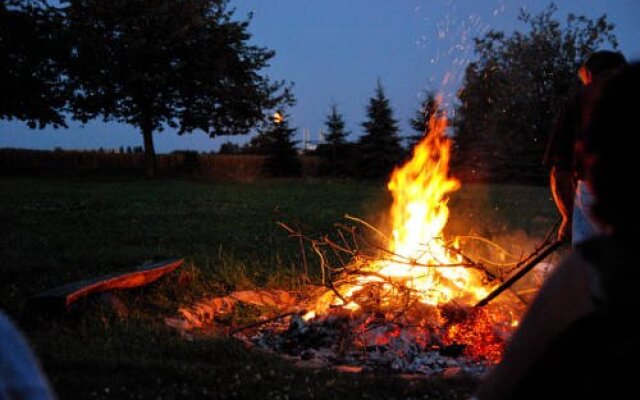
[278,215,560,315]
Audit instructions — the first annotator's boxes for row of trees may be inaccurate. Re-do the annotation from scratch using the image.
[2,1,620,183]
[1,0,293,177]
[218,81,437,179]
[221,5,620,184]
[316,83,437,179]
[1,0,434,181]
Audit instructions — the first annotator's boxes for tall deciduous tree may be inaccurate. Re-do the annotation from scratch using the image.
[357,80,402,180]
[64,0,292,177]
[0,0,68,128]
[454,4,617,184]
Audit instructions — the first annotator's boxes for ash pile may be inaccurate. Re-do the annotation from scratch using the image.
[234,300,515,377]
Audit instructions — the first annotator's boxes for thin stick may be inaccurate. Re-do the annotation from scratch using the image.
[311,241,327,286]
[299,233,308,278]
[337,229,352,252]
[335,229,352,266]
[276,221,297,235]
[345,214,391,242]
[355,233,414,262]
[454,235,520,260]
[326,281,347,304]
[354,253,477,268]
[444,245,495,278]
[324,236,356,255]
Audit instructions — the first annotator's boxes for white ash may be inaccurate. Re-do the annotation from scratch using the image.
[239,314,491,377]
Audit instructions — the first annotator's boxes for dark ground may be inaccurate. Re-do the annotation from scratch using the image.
[0,177,557,399]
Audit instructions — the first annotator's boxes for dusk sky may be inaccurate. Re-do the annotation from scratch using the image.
[2,0,639,153]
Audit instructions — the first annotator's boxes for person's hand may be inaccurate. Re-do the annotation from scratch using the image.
[558,217,572,243]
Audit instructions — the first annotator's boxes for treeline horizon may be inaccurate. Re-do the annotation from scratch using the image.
[2,1,620,183]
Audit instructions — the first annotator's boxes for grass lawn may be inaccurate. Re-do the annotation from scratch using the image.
[0,177,558,399]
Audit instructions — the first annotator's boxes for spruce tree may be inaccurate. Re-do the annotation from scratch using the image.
[357,80,402,180]
[258,112,301,177]
[324,104,348,146]
[317,103,352,176]
[407,92,437,149]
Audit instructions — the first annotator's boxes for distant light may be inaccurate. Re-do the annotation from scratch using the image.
[273,112,284,124]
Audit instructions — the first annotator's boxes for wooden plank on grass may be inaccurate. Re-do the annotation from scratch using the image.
[31,258,184,310]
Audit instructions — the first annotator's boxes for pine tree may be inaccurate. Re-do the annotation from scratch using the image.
[257,112,301,177]
[357,80,402,180]
[407,92,437,149]
[324,104,348,146]
[317,103,352,176]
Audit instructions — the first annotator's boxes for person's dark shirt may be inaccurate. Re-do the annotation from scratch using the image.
[544,89,588,179]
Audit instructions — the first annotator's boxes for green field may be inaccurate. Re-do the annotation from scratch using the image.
[0,177,558,399]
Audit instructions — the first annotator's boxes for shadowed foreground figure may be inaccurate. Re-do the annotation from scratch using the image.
[474,63,640,399]
[0,311,55,399]
[544,50,627,244]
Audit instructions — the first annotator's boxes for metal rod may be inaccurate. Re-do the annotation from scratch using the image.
[475,240,564,308]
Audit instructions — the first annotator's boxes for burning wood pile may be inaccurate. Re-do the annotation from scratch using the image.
[167,110,558,376]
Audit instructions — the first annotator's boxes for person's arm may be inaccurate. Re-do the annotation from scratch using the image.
[545,93,581,242]
[474,251,594,400]
[550,165,575,242]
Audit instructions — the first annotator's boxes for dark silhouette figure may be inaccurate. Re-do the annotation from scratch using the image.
[544,50,627,244]
[475,63,640,400]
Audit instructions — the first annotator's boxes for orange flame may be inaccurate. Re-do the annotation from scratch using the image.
[297,101,525,363]
[382,107,488,306]
[308,103,490,317]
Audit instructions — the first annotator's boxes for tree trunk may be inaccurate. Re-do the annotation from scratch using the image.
[142,125,156,178]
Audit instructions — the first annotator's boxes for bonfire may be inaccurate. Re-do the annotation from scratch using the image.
[168,104,560,376]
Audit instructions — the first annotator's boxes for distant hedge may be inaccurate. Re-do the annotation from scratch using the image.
[0,149,320,180]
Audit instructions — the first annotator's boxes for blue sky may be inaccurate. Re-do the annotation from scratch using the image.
[2,0,640,152]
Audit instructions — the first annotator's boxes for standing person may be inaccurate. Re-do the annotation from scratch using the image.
[544,50,627,244]
[474,63,640,400]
